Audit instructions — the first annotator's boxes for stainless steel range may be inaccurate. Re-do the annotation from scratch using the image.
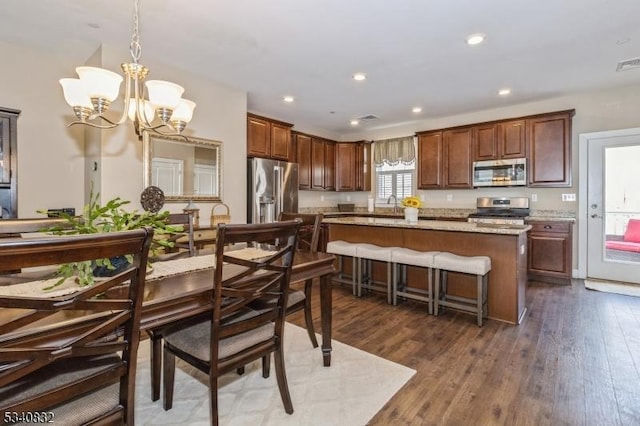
[467,197,530,225]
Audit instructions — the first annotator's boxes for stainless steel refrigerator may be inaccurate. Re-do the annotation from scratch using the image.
[247,158,298,223]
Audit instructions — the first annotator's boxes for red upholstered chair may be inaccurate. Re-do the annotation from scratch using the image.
[605,219,640,253]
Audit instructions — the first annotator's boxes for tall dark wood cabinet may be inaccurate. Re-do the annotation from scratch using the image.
[417,131,443,189]
[335,141,371,191]
[527,110,574,187]
[0,107,19,219]
[294,132,312,189]
[443,128,473,188]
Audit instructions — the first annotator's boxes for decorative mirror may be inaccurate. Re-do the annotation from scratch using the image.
[143,132,222,202]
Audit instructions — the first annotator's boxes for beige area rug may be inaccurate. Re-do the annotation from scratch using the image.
[134,323,416,425]
[584,278,640,298]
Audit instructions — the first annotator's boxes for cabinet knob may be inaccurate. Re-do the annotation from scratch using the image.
[543,225,552,229]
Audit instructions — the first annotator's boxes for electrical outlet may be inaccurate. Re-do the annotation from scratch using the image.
[320,195,325,202]
[346,196,351,202]
[561,193,576,202]
[531,194,538,202]
[446,194,453,202]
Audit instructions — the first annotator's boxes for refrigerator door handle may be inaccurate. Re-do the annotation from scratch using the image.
[274,165,283,220]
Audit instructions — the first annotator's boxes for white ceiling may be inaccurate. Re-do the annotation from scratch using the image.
[2,0,640,136]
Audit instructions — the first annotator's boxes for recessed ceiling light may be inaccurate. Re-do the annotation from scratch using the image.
[350,120,359,126]
[283,95,295,103]
[412,107,423,113]
[352,73,367,81]
[465,33,486,45]
[498,88,511,96]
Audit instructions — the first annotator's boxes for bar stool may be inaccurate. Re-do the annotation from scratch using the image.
[356,243,394,303]
[326,240,360,296]
[391,248,439,314]
[433,252,491,326]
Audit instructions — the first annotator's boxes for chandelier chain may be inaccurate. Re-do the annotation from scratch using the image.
[129,0,142,64]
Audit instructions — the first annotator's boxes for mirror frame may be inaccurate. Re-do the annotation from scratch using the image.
[143,131,223,202]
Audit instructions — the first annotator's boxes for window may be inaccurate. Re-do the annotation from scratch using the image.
[376,160,415,202]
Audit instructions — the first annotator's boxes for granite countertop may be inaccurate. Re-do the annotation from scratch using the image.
[303,207,576,223]
[322,216,531,235]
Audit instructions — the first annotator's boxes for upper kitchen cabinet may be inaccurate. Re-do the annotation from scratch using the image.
[335,141,371,191]
[294,132,312,189]
[473,119,526,161]
[527,110,575,187]
[324,140,336,191]
[247,113,293,161]
[417,131,443,189]
[417,128,472,189]
[443,128,473,188]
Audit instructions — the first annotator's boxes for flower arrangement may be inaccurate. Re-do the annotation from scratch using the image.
[401,196,423,209]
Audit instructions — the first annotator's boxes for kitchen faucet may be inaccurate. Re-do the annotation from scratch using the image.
[387,195,399,213]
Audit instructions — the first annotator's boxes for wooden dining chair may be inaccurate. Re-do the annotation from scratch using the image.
[0,228,153,425]
[278,211,323,348]
[161,220,301,425]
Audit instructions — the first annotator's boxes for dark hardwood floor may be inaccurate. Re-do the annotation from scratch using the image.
[287,279,640,425]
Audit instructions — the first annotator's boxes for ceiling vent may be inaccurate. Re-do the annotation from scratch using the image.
[358,114,379,121]
[616,57,640,72]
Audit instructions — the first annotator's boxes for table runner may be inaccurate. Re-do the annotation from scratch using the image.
[0,246,277,299]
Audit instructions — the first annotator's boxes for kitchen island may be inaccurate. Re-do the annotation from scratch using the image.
[324,216,531,324]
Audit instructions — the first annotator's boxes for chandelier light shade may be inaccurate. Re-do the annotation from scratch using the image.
[59,0,195,138]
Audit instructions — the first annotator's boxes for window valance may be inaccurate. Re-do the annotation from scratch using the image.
[373,136,416,166]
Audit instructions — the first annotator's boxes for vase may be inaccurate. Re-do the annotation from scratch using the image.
[404,207,419,224]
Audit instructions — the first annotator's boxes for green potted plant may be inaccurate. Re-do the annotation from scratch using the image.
[39,191,182,288]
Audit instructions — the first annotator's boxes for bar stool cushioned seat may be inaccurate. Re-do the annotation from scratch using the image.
[356,243,394,303]
[326,240,360,296]
[434,252,491,326]
[391,248,439,314]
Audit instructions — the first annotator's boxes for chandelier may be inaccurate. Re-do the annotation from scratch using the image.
[59,0,195,137]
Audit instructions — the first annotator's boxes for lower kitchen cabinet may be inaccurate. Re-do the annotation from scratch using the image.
[527,220,573,283]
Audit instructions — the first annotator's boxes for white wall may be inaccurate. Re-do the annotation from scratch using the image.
[0,40,247,225]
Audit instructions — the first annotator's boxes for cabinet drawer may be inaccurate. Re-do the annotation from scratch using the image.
[528,221,570,234]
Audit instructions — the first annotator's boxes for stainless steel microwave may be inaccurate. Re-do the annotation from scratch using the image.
[472,158,527,187]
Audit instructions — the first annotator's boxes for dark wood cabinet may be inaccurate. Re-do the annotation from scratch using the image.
[296,132,338,191]
[474,124,499,161]
[500,119,527,159]
[324,141,335,190]
[527,220,573,283]
[527,111,574,187]
[473,119,526,161]
[417,128,472,189]
[311,137,326,190]
[417,131,443,189]
[443,128,473,188]
[335,141,371,191]
[335,143,356,191]
[247,113,293,161]
[419,109,572,189]
[294,132,312,189]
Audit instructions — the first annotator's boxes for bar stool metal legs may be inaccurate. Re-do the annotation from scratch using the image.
[433,252,491,326]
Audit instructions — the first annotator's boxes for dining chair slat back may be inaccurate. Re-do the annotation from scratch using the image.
[162,219,301,425]
[0,228,153,425]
